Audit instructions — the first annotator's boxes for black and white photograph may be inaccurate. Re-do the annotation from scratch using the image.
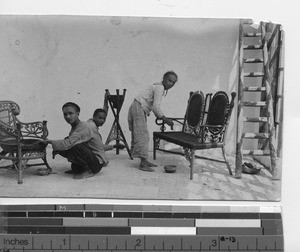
[0,15,284,201]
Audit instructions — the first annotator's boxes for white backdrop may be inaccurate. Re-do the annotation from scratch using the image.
[0,0,299,251]
[0,15,239,154]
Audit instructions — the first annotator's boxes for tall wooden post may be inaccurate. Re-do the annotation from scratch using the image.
[261,22,277,179]
[235,19,245,179]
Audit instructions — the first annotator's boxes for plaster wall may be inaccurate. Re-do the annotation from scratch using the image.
[0,16,239,155]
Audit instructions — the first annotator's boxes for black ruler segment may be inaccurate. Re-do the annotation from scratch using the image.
[4,212,27,217]
[85,211,112,218]
[172,212,202,219]
[143,212,173,218]
[196,227,263,235]
[6,217,63,226]
[114,212,143,218]
[0,204,284,251]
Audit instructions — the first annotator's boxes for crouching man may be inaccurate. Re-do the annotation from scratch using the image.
[45,102,107,179]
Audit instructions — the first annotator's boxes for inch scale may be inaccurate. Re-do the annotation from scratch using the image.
[1,234,283,251]
[0,204,284,252]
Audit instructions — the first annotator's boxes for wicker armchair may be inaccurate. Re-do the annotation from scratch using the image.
[0,101,51,184]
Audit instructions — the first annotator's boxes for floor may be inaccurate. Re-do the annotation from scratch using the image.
[0,147,281,201]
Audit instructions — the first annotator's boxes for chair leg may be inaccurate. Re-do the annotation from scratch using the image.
[153,137,156,160]
[18,170,23,184]
[42,157,52,172]
[17,159,23,185]
[16,146,24,184]
[222,146,233,175]
[189,149,195,180]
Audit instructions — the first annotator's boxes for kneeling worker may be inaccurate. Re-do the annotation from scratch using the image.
[45,102,112,179]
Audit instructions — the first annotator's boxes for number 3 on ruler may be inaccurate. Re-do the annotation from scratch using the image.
[212,239,217,247]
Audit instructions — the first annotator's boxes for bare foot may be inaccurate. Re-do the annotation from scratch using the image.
[139,158,155,172]
[147,160,158,167]
[73,170,95,179]
[139,164,155,172]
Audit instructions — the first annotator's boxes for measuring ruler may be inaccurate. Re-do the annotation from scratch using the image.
[0,204,284,251]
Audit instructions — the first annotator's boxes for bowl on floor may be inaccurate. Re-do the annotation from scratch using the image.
[164,165,177,173]
[36,168,52,176]
[242,162,261,174]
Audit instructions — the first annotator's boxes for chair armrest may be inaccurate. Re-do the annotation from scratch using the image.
[155,117,184,132]
[16,119,49,139]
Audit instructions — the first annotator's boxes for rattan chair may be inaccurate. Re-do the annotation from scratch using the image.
[0,101,51,184]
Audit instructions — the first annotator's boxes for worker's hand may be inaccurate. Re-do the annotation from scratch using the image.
[113,143,125,149]
[37,139,52,145]
[35,139,49,150]
[163,117,174,129]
